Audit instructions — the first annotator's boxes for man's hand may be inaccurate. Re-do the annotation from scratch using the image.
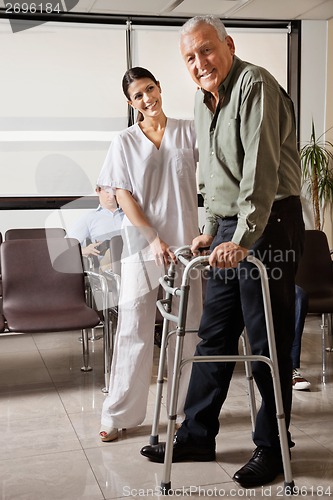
[191,234,214,255]
[209,241,248,269]
[82,241,102,257]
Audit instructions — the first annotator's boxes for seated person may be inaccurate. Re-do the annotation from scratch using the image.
[67,184,124,270]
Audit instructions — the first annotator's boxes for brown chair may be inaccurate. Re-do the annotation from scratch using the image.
[1,237,101,371]
[295,229,333,382]
[5,227,66,240]
[4,226,105,355]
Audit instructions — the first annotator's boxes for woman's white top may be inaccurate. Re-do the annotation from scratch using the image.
[98,118,199,258]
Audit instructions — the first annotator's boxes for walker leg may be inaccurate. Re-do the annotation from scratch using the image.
[160,333,185,494]
[247,255,294,490]
[241,330,257,432]
[150,317,170,445]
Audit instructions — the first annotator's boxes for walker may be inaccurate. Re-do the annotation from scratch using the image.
[149,246,294,495]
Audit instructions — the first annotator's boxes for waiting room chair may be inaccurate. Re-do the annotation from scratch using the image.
[5,227,66,240]
[5,226,105,342]
[0,237,101,372]
[295,229,333,382]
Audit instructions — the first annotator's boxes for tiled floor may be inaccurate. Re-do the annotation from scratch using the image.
[0,315,332,500]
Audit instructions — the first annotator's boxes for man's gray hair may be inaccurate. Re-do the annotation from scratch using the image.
[180,15,228,42]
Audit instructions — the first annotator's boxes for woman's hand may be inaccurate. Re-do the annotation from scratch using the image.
[150,237,176,266]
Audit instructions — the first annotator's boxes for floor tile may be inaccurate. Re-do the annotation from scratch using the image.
[85,442,230,500]
[0,332,38,352]
[0,349,53,392]
[0,414,81,460]
[0,387,66,422]
[0,314,331,500]
[0,450,104,500]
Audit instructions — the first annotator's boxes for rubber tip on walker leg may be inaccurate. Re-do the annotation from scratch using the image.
[284,480,295,495]
[149,435,159,445]
[160,482,171,495]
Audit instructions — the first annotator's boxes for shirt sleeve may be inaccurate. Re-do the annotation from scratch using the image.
[198,179,219,237]
[66,213,91,246]
[232,79,282,248]
[97,134,133,193]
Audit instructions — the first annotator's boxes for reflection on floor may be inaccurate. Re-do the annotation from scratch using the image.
[0,315,332,500]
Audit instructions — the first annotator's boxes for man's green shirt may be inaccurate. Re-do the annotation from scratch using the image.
[195,56,301,249]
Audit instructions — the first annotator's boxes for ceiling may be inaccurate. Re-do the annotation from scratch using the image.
[70,0,333,21]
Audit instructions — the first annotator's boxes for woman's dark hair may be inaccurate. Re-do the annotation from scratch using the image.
[122,67,159,122]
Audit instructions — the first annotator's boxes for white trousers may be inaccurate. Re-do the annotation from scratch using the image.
[101,255,202,429]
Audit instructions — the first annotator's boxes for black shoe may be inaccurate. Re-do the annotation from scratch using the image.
[233,446,284,487]
[140,438,216,463]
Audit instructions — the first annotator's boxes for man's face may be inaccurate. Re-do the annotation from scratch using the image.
[97,187,117,211]
[180,23,235,96]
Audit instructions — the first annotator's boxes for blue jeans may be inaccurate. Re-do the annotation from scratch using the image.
[177,196,304,451]
[292,286,308,369]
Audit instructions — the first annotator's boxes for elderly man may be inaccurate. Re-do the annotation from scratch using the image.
[141,15,304,488]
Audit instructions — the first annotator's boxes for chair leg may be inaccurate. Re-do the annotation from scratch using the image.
[321,313,333,384]
[321,313,328,384]
[86,284,102,341]
[326,313,333,352]
[81,328,92,372]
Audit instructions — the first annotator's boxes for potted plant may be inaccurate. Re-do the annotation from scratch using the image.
[300,120,333,230]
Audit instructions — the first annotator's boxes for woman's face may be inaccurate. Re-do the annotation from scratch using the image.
[127,78,162,119]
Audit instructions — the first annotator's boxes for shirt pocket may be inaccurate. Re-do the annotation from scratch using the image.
[174,148,196,178]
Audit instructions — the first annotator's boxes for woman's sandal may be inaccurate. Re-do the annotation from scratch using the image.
[99,427,119,442]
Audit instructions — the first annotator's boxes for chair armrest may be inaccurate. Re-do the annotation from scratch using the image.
[82,255,96,272]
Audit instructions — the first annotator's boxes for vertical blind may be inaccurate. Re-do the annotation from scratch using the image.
[0,18,288,197]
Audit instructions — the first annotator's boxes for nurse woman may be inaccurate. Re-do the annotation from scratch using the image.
[97,66,202,442]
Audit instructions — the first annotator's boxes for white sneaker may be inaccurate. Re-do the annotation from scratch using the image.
[292,369,311,390]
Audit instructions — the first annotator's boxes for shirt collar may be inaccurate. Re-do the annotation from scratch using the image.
[96,204,122,215]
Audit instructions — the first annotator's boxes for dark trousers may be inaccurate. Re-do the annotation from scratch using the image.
[177,196,304,451]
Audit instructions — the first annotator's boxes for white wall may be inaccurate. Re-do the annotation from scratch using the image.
[300,21,328,143]
[300,20,332,245]
[324,19,333,247]
[1,19,330,240]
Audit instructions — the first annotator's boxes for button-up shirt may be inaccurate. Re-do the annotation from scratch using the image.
[195,56,301,248]
[67,205,124,246]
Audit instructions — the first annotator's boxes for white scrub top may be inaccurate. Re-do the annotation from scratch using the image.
[98,118,199,255]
